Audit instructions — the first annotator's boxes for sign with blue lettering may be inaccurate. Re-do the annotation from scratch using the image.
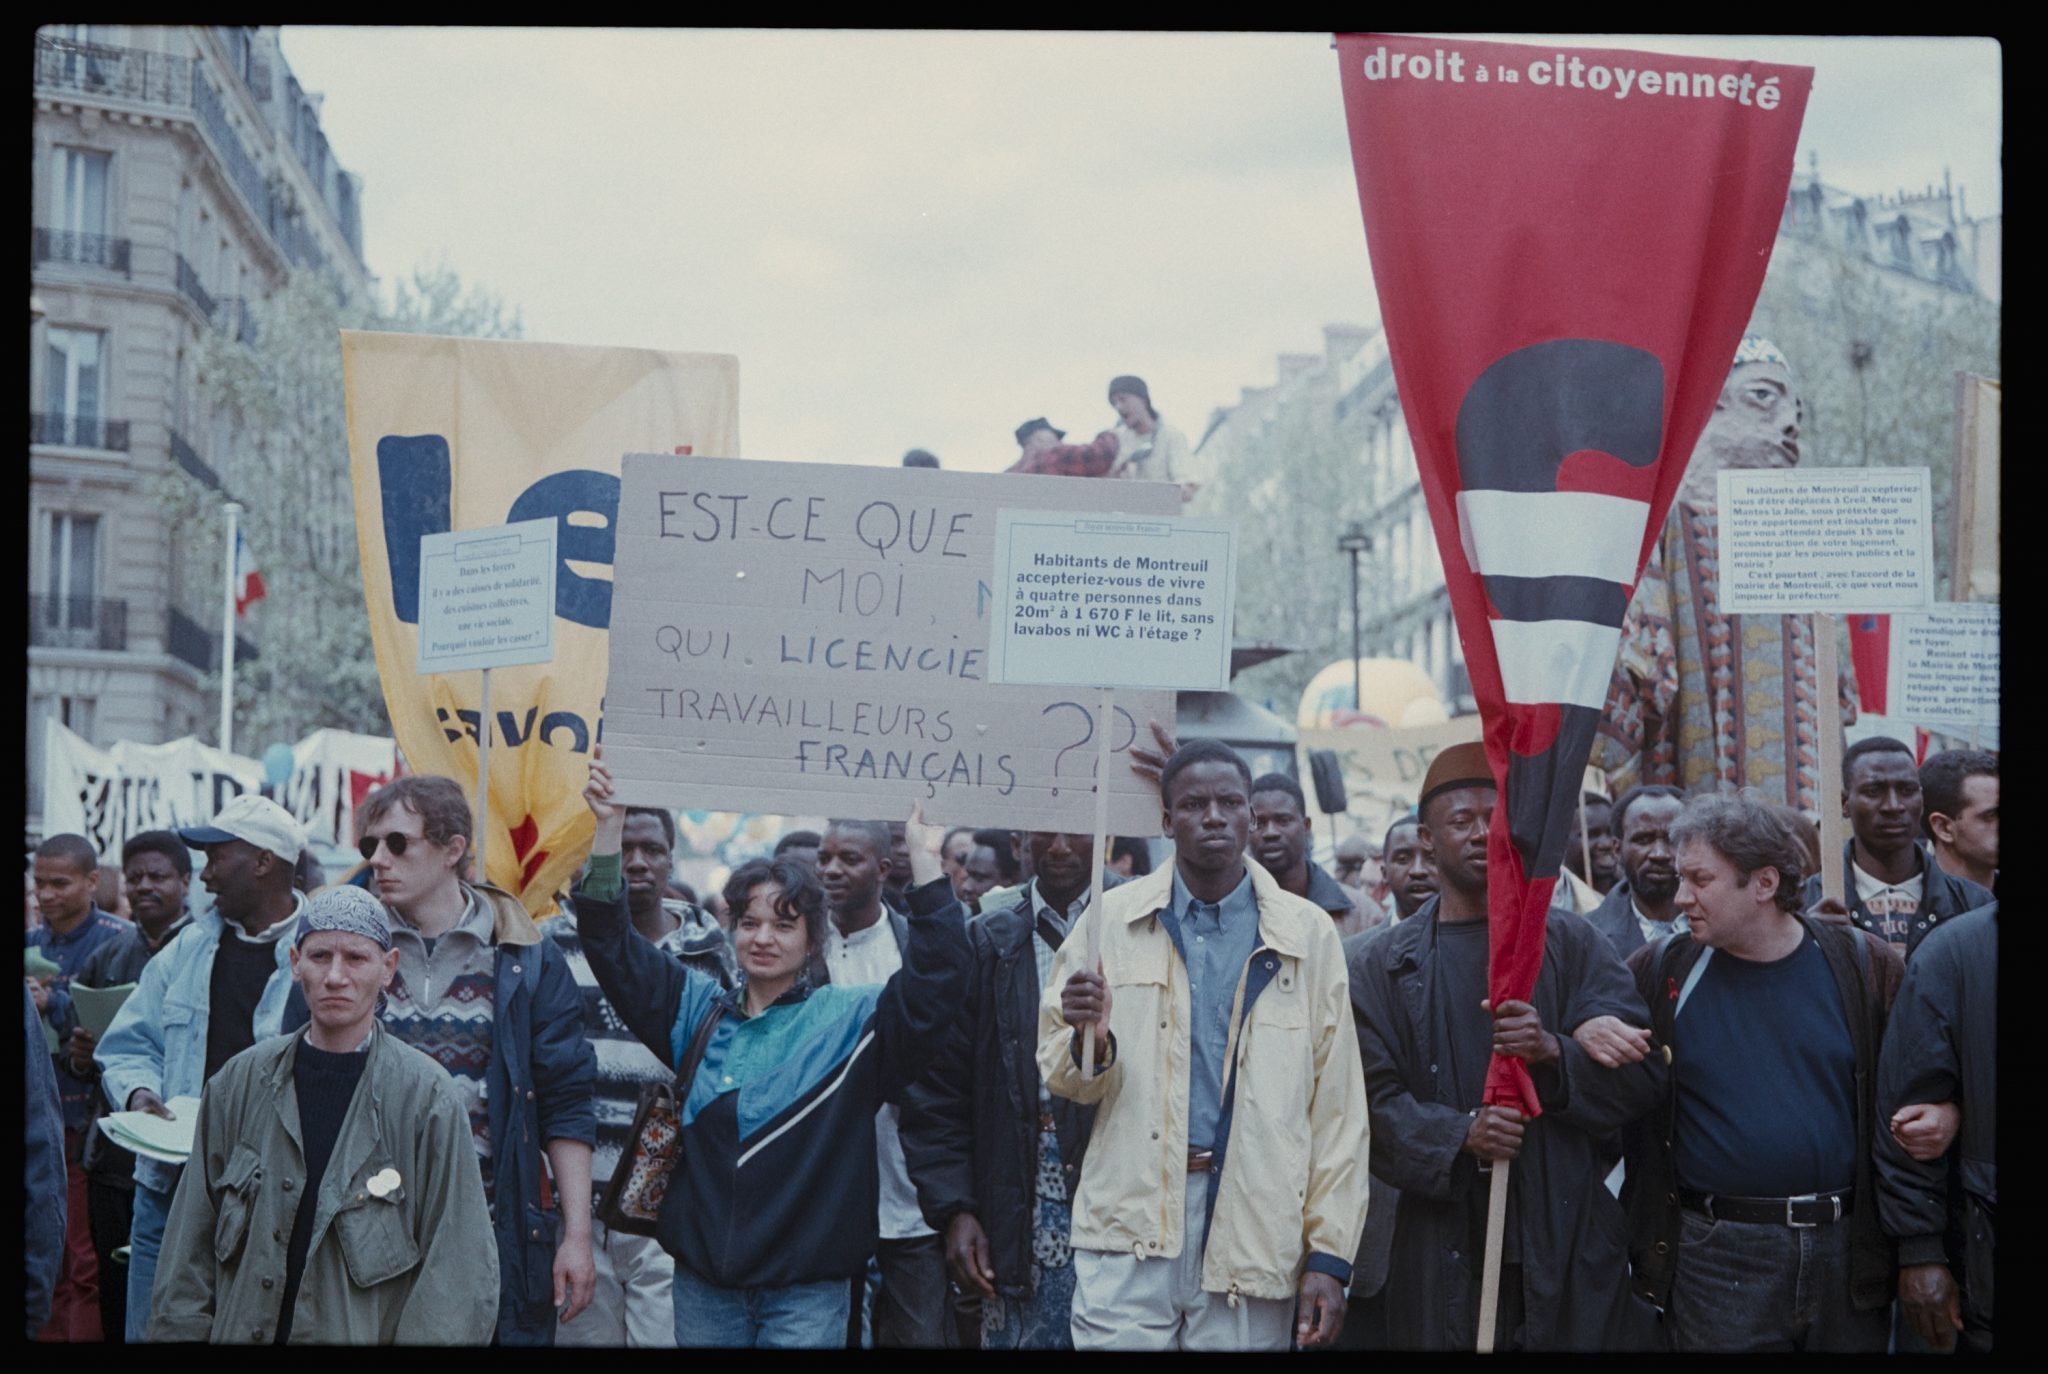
[988,511,1236,692]
[604,454,1181,831]
[418,519,560,673]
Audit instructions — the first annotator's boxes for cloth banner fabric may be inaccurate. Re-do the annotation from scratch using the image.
[342,332,740,912]
[39,720,397,856]
[1336,32,1811,1114]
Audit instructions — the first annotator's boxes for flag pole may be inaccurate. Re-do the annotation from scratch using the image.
[220,501,243,755]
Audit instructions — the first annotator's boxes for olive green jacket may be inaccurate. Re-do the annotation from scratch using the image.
[149,1021,499,1344]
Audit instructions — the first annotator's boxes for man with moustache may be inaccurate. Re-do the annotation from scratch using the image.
[1581,786,1686,962]
[1348,743,1663,1351]
[95,797,310,1341]
[901,830,1112,1348]
[1248,774,1379,938]
[1042,739,1367,1351]
[814,818,947,1347]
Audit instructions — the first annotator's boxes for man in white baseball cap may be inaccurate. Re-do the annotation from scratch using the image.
[94,792,310,1339]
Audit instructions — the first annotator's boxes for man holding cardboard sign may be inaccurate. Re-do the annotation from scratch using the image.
[1038,739,1368,1351]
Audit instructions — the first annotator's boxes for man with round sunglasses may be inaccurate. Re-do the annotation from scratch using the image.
[298,775,596,1346]
[94,794,310,1340]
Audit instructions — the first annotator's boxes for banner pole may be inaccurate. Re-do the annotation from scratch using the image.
[1577,791,1593,901]
[1476,1158,1511,1352]
[1082,685,1114,1078]
[1815,614,1845,906]
[219,501,242,755]
[475,667,492,884]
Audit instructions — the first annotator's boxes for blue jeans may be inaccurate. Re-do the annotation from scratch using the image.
[673,1264,852,1348]
[126,1178,175,1342]
[1669,1209,1888,1353]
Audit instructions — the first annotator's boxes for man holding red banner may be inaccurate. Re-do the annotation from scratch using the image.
[1350,744,1664,1350]
[1335,27,1813,1349]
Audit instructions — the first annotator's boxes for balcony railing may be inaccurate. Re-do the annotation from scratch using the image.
[168,606,259,671]
[175,254,217,319]
[31,413,130,452]
[35,34,367,279]
[34,34,193,107]
[29,596,128,652]
[33,227,132,276]
[168,429,224,490]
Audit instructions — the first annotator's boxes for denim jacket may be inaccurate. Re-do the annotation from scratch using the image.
[94,896,306,1196]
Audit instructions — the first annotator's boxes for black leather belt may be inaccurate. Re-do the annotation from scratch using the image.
[1680,1187,1853,1227]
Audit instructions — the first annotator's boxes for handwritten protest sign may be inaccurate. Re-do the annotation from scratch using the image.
[1299,717,1484,822]
[1717,467,1933,614]
[418,520,560,673]
[602,455,1181,831]
[989,512,1235,691]
[1887,602,1999,742]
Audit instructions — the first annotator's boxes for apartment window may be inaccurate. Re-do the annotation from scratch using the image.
[51,147,111,238]
[43,513,102,625]
[28,693,97,810]
[44,326,105,435]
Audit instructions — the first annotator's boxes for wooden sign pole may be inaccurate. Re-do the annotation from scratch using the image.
[474,666,493,883]
[1815,615,1845,905]
[1476,1159,1512,1352]
[1082,686,1114,1077]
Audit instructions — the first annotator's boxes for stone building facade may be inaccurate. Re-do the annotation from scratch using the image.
[1196,166,1997,718]
[29,25,372,829]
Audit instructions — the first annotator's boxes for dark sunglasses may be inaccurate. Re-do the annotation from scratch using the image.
[358,832,414,861]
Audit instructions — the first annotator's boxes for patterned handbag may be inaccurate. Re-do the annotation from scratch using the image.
[597,1003,725,1237]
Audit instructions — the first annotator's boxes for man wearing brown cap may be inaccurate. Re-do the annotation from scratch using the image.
[1007,417,1121,477]
[1345,742,1664,1351]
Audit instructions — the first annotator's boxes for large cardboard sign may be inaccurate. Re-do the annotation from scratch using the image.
[602,455,1180,831]
[417,519,559,674]
[988,511,1235,691]
[343,332,739,910]
[1717,467,1934,614]
[1887,602,1999,742]
[1299,716,1485,816]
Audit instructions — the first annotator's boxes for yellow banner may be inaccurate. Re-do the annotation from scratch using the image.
[342,331,740,912]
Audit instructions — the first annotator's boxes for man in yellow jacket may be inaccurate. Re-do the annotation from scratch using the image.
[1038,739,1368,1350]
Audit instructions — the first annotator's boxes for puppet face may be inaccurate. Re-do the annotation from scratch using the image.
[1679,360,1802,505]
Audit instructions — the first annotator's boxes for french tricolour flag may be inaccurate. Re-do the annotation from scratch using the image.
[234,530,266,617]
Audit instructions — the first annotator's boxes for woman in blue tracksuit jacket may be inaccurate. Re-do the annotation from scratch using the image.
[578,756,969,1348]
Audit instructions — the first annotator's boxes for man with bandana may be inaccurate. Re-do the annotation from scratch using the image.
[1594,336,1858,814]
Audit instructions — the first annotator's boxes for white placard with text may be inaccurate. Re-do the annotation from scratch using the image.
[417,519,559,673]
[1717,467,1933,614]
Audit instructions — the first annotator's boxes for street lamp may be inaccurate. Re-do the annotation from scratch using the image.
[1337,520,1372,711]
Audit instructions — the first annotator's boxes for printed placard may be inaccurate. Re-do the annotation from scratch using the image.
[1886,602,1999,739]
[416,520,560,674]
[1717,467,1933,614]
[603,455,1181,830]
[988,511,1235,692]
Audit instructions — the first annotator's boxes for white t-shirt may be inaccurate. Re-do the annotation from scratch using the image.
[823,916,936,1241]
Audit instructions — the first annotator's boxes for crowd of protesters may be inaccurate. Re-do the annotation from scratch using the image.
[23,729,1994,1350]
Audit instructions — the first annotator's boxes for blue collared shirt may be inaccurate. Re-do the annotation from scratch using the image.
[1160,867,1261,1151]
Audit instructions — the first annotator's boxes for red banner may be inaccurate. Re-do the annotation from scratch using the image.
[1336,33,1810,1114]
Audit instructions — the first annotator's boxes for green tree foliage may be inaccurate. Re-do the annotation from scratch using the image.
[1745,239,1999,596]
[170,263,521,746]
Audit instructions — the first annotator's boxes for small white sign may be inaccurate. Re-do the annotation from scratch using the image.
[1887,602,1999,741]
[1717,467,1933,614]
[988,511,1236,691]
[417,519,559,674]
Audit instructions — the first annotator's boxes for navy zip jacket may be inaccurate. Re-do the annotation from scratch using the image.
[574,864,969,1290]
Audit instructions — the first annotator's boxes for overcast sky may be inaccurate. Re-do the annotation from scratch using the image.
[280,29,2001,471]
